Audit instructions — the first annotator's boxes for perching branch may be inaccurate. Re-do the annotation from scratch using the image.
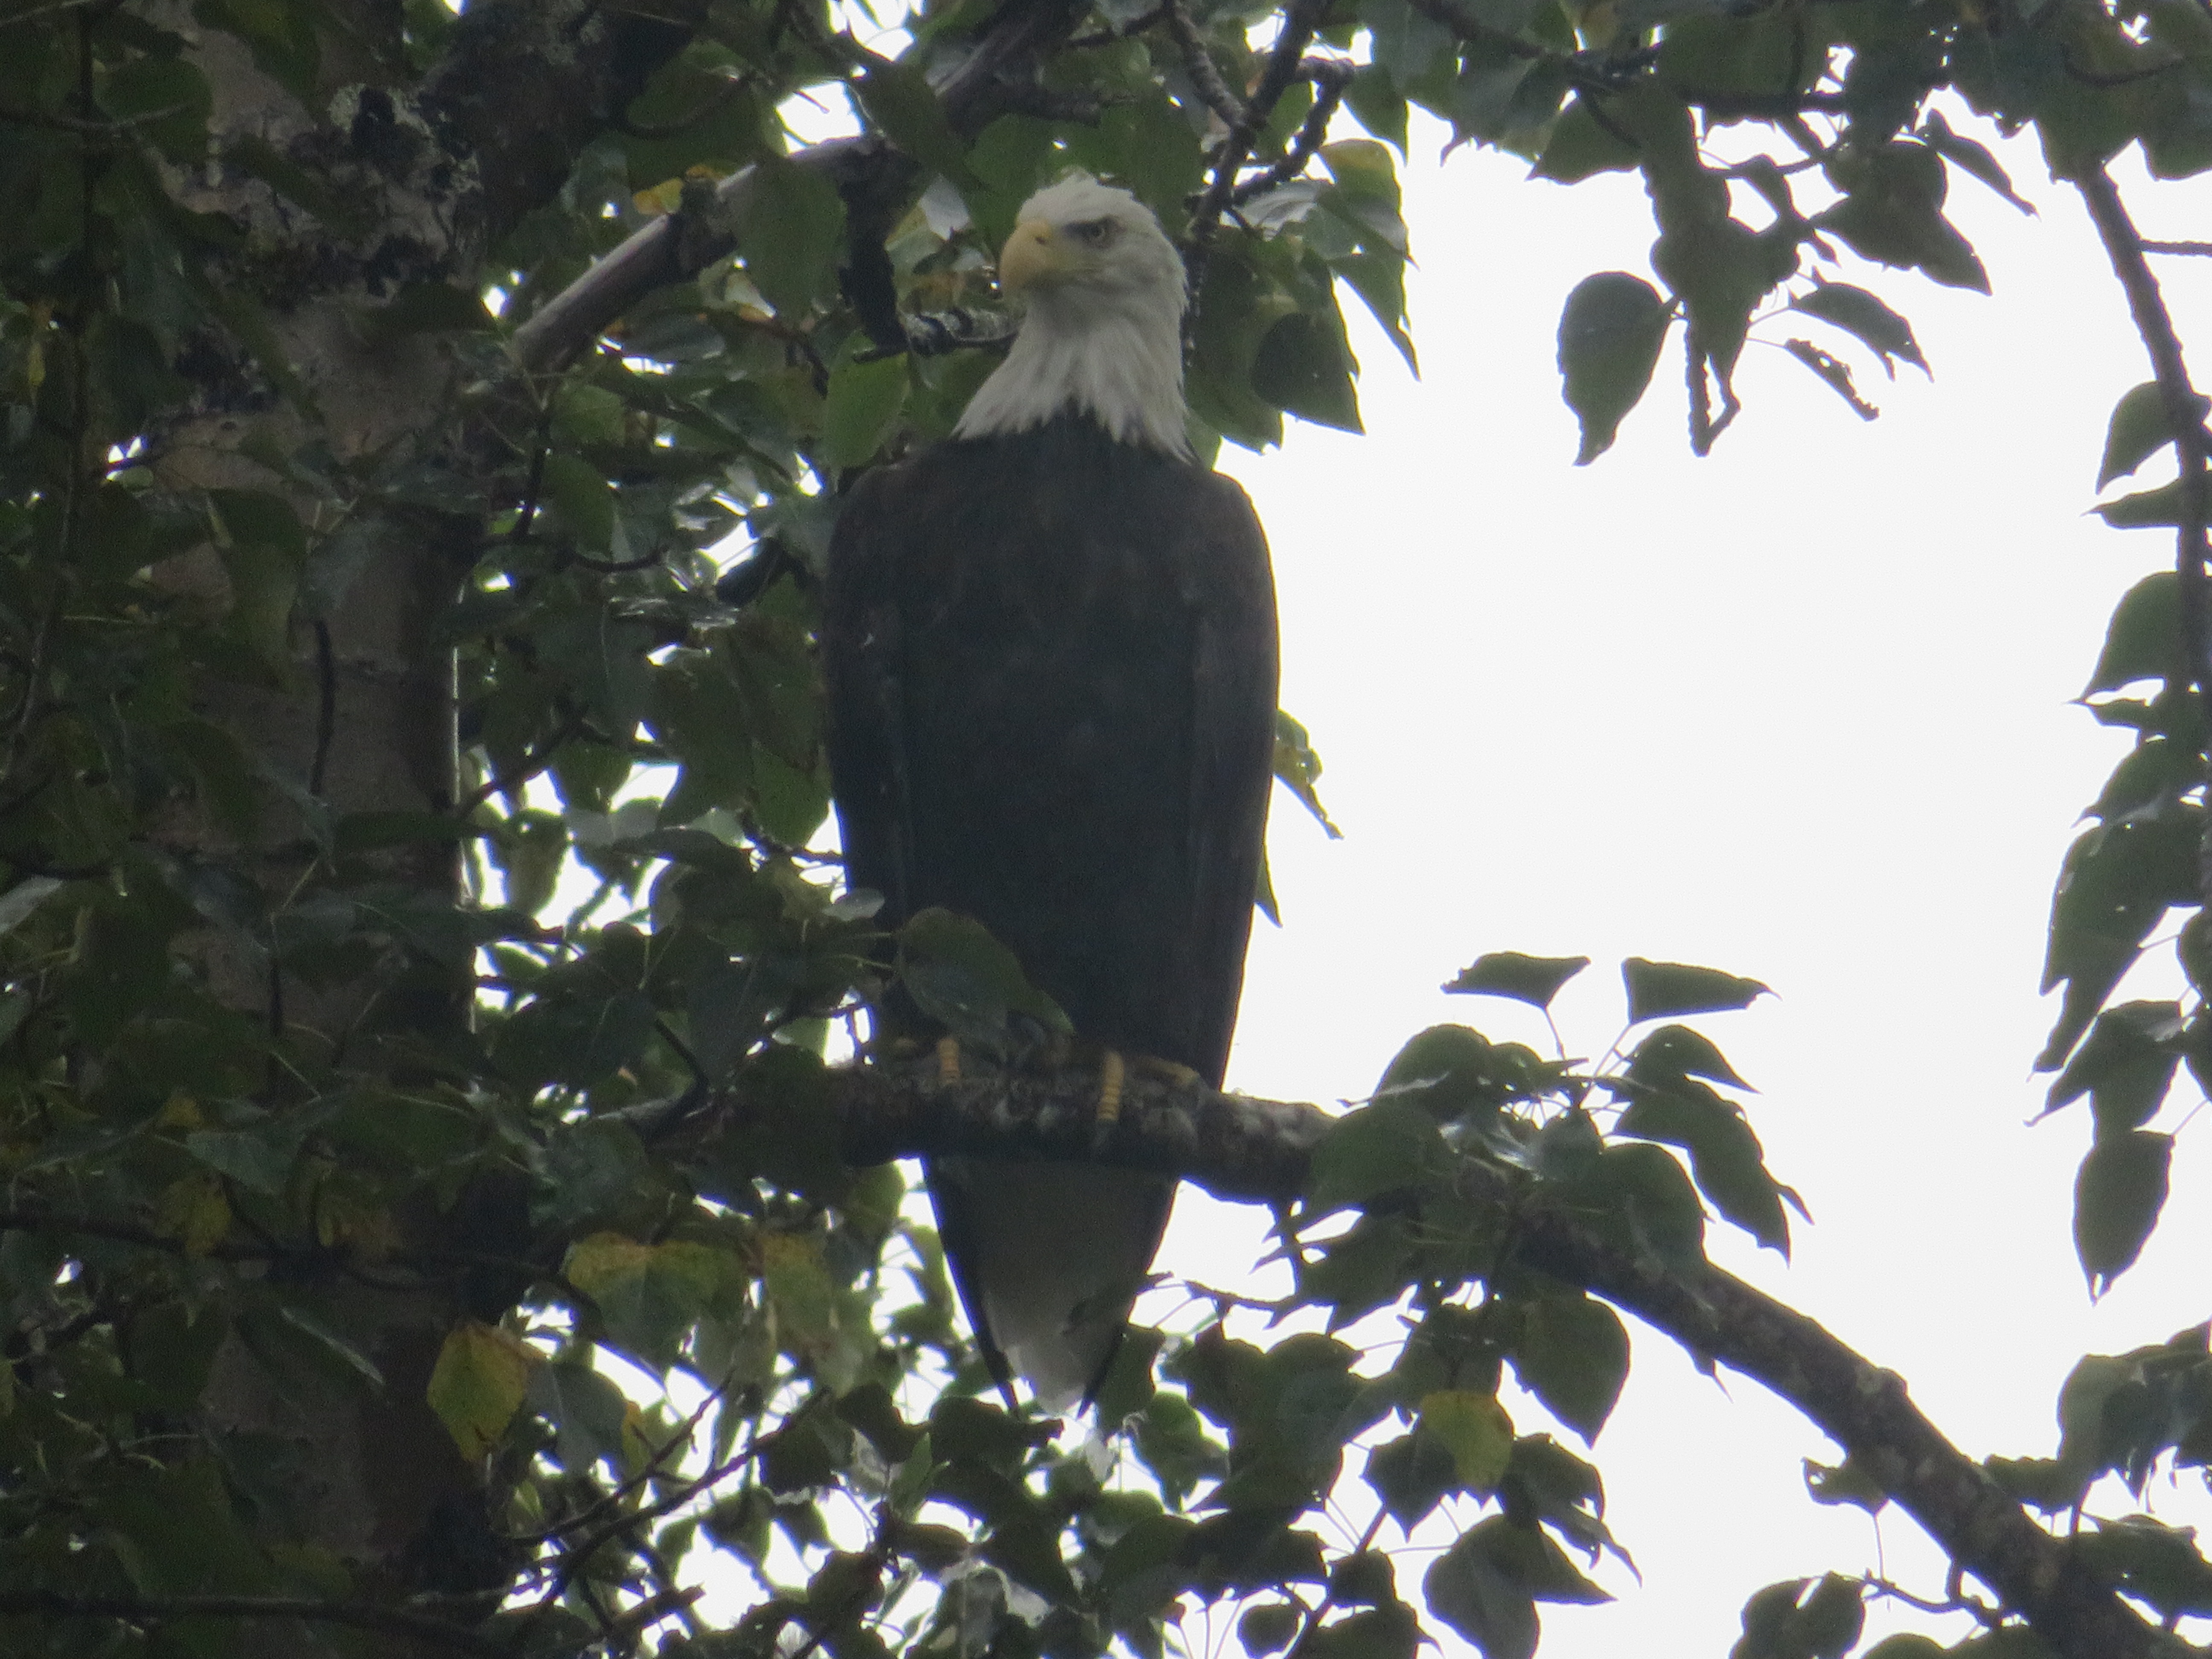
[721,1060,2163,1659]
[2076,164,2212,906]
[509,0,1093,373]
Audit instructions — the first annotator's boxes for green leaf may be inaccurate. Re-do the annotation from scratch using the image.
[1814,143,1988,293]
[1533,96,1640,183]
[1615,1077,1794,1254]
[1417,1390,1515,1490]
[1292,1606,1420,1659]
[1444,951,1589,1009]
[1252,307,1363,433]
[1569,1141,1706,1265]
[2093,477,2204,530]
[736,157,847,317]
[427,1320,538,1460]
[207,487,306,672]
[0,875,62,939]
[1275,708,1343,837]
[539,452,618,551]
[821,354,910,469]
[2075,1130,2173,1294]
[1374,1025,1515,1125]
[1510,1295,1629,1443]
[527,1359,633,1473]
[1802,1451,1889,1513]
[1240,1603,1304,1656]
[1556,271,1669,464]
[2039,1000,2181,1133]
[2085,572,2184,693]
[1787,283,1928,378]
[897,907,1071,1055]
[1306,1097,1447,1213]
[2097,381,2205,489]
[1729,1573,1864,1659]
[1627,1023,1752,1089]
[1780,338,1877,420]
[2075,1516,2212,1623]
[853,59,975,187]
[1622,957,1771,1022]
[1918,110,2034,214]
[1423,1519,1541,1659]
[569,1232,728,1371]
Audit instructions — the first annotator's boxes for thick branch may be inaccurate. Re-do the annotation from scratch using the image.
[509,0,1092,372]
[2077,165,2212,905]
[784,1064,2156,1659]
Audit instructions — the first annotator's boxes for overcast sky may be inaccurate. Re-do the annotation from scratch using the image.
[1167,113,2212,1653]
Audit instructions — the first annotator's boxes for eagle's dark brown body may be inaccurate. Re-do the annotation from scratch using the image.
[822,414,1278,1403]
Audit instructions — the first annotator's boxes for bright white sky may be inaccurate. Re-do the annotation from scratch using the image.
[1177,113,2212,1653]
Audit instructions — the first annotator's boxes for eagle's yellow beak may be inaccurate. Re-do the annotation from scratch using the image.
[997,218,1067,293]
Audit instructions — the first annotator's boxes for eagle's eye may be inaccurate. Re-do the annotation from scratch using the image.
[1069,218,1117,247]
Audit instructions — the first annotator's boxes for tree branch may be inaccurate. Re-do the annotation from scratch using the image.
[509,0,1093,373]
[736,1062,2158,1659]
[0,1592,511,1658]
[2076,164,2212,907]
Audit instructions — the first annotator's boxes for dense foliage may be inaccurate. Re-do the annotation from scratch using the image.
[2,0,2212,1656]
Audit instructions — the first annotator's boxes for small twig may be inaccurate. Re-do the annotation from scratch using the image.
[516,1384,730,1548]
[1231,58,1355,205]
[1163,0,1249,128]
[456,704,590,816]
[1866,1573,2001,1625]
[521,1426,764,1633]
[2143,239,2212,257]
[1185,0,1333,287]
[310,620,336,797]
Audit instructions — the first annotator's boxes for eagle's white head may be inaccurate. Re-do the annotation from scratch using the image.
[953,173,1192,460]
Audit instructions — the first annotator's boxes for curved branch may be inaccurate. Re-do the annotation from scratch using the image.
[510,0,1093,373]
[1186,0,1333,268]
[748,1061,2157,1659]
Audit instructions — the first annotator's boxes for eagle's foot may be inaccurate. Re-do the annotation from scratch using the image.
[937,1036,963,1083]
[1097,1049,1125,1124]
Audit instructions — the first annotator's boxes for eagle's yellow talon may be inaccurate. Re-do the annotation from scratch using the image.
[1097,1049,1125,1123]
[937,1036,962,1083]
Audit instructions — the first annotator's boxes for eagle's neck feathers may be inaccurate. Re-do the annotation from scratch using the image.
[954,287,1191,460]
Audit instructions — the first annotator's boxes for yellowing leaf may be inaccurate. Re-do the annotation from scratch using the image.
[566,1232,657,1298]
[157,1091,204,1130]
[154,1172,231,1257]
[427,1321,538,1460]
[1417,1389,1514,1491]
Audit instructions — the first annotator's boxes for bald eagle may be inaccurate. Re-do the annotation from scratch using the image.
[824,175,1278,1409]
